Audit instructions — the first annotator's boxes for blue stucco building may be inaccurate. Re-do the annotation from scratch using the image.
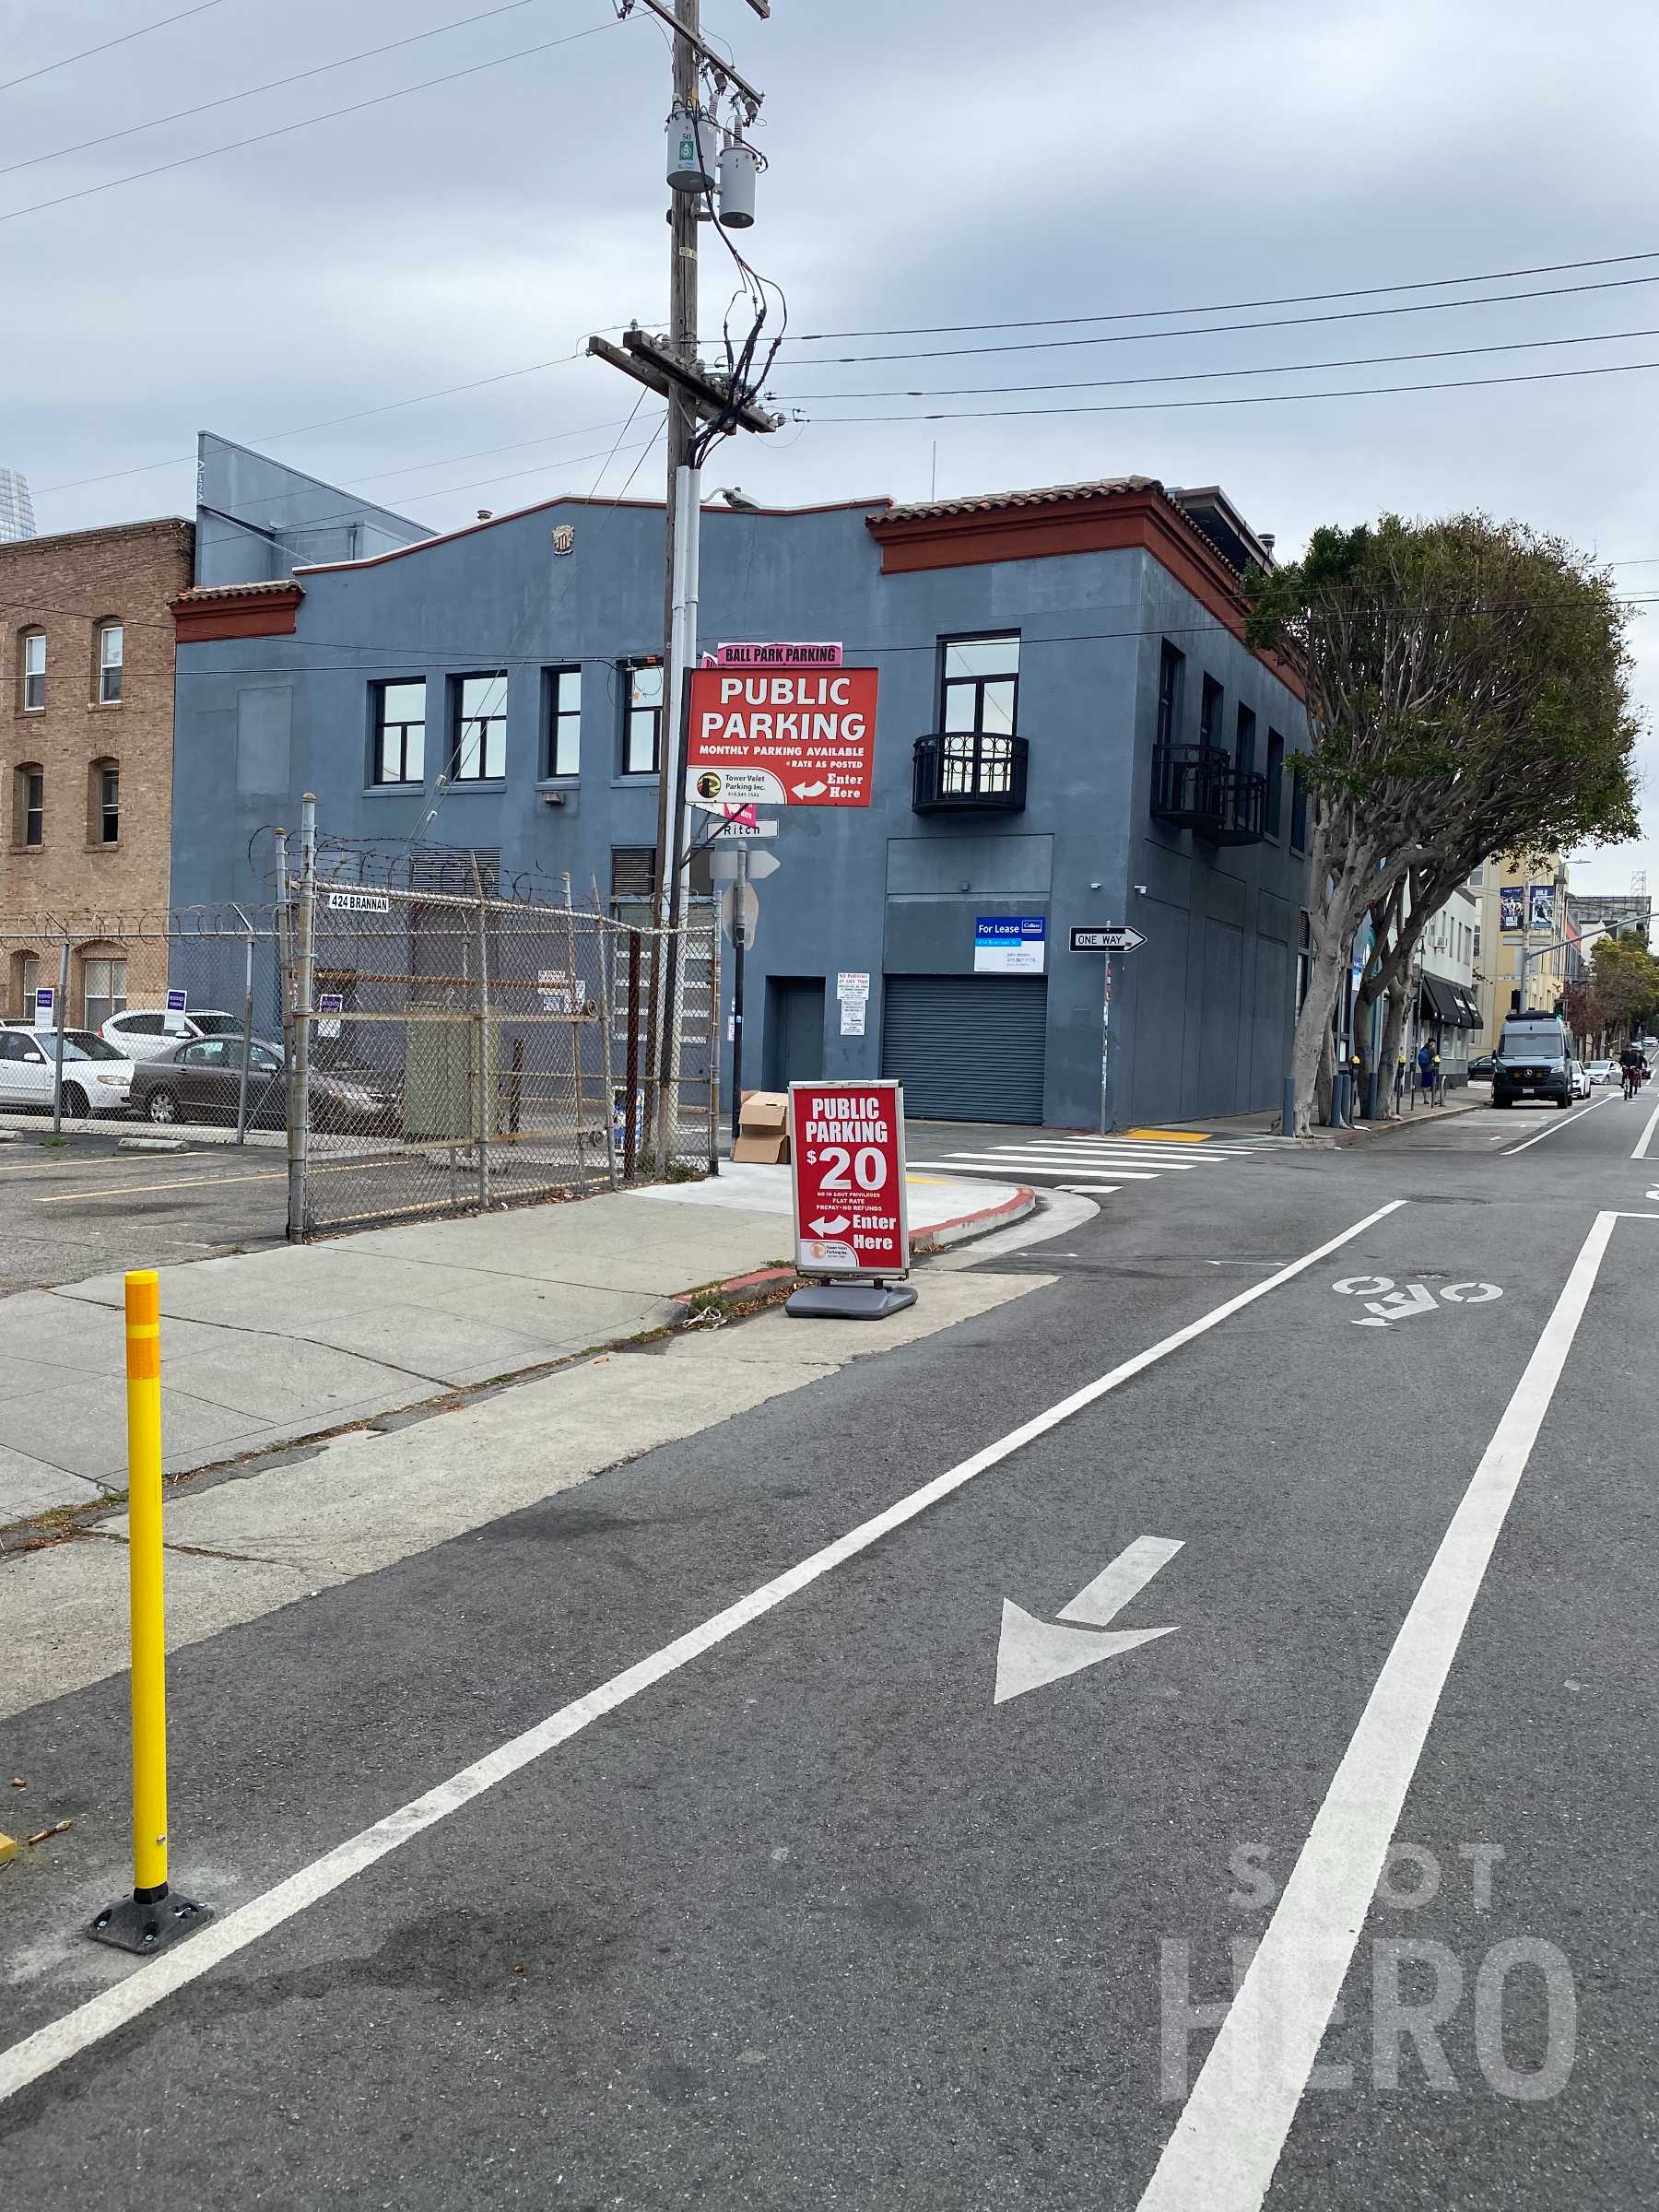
[170,434,1311,1127]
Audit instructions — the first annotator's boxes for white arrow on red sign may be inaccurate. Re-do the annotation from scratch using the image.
[807,1213,850,1237]
[792,780,827,799]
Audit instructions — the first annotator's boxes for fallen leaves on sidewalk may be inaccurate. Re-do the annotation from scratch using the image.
[25,1819,71,1846]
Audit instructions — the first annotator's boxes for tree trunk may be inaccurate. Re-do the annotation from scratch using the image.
[1378,980,1408,1115]
[1313,1022,1333,1129]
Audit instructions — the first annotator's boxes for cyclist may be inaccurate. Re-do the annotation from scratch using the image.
[1619,1041,1645,1099]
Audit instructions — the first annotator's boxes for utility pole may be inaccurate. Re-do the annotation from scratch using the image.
[589,0,779,1174]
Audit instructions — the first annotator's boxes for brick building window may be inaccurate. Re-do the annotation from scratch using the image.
[20,630,45,712]
[88,759,119,843]
[372,680,426,785]
[9,951,39,1020]
[14,763,43,846]
[82,956,128,1032]
[451,674,507,781]
[98,622,124,705]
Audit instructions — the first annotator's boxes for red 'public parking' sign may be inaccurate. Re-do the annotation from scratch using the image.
[688,665,879,807]
[789,1080,909,1278]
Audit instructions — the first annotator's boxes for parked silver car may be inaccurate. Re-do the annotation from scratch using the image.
[100,1007,243,1062]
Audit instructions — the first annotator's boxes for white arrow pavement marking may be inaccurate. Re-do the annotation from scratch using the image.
[994,1535,1182,1704]
[806,1214,851,1236]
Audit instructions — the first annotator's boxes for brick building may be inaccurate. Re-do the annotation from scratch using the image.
[2,518,194,1025]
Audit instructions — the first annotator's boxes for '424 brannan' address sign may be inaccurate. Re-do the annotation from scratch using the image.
[688,665,879,808]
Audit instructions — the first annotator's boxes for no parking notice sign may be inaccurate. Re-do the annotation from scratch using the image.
[790,1081,909,1278]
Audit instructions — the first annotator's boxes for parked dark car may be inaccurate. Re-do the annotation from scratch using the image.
[126,1038,398,1135]
[1469,1054,1494,1078]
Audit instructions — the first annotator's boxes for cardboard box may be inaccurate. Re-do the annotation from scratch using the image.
[732,1133,790,1165]
[736,1090,790,1162]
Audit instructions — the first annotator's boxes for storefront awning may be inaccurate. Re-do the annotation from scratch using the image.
[1418,972,1467,1027]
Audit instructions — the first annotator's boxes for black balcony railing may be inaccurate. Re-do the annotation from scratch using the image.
[912,730,1029,812]
[1151,743,1267,844]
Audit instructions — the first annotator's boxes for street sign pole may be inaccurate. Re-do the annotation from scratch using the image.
[1069,926,1144,1134]
[1100,952,1112,1136]
[730,846,748,1156]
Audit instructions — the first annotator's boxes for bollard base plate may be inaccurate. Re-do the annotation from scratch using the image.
[785,1280,918,1322]
[89,1889,214,1955]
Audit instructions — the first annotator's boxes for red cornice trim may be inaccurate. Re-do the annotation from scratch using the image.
[171,583,303,642]
[865,491,1306,702]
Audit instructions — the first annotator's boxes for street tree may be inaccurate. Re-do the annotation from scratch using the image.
[1247,514,1640,1132]
[1589,932,1659,1039]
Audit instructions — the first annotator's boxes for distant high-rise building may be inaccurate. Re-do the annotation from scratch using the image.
[0,468,35,542]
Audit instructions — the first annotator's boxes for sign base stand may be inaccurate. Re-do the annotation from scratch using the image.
[786,1279,918,1322]
[89,1887,213,1956]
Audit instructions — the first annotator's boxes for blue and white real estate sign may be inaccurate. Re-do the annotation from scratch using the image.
[974,915,1047,974]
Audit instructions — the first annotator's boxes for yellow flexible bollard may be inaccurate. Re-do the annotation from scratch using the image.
[89,1272,211,1953]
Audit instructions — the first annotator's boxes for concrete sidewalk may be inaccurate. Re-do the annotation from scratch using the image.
[0,1167,1029,1528]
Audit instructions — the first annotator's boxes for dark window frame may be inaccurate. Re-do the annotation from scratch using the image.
[619,659,665,777]
[610,845,658,901]
[97,761,119,844]
[371,678,427,787]
[1265,729,1285,838]
[937,630,1020,735]
[1199,674,1224,752]
[1233,702,1256,782]
[1156,641,1184,747]
[1289,761,1310,853]
[543,665,582,779]
[449,673,507,782]
[18,764,43,847]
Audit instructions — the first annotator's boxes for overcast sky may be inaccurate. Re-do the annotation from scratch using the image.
[4,0,1657,891]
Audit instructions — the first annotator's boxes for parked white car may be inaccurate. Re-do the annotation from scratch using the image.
[1570,1059,1592,1099]
[0,1028,137,1117]
[100,1007,243,1062]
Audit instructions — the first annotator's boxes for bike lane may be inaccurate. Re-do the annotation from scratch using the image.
[1,1176,1635,2206]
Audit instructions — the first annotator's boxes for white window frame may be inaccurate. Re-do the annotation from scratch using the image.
[21,631,45,712]
[98,622,124,705]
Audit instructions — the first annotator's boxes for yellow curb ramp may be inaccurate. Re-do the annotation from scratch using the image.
[1124,1127,1210,1143]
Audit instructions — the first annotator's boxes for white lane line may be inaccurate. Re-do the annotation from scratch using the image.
[1136,1206,1620,2212]
[0,1198,1409,2108]
[1500,1089,1618,1154]
[1631,1093,1659,1159]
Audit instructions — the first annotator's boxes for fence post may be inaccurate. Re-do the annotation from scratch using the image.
[473,863,491,1211]
[233,903,255,1145]
[49,935,69,1135]
[593,884,618,1192]
[285,795,316,1241]
[623,926,642,1181]
[707,907,720,1177]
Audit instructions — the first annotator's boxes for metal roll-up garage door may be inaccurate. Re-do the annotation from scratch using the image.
[881,975,1048,1123]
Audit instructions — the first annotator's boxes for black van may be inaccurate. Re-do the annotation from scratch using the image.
[1491,1015,1573,1109]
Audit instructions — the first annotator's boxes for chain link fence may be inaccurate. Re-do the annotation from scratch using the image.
[284,845,719,1238]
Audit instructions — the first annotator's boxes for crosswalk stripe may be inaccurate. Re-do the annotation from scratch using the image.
[935,1156,1164,1180]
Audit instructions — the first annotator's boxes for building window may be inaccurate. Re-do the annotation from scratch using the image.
[1234,702,1256,782]
[621,661,664,775]
[939,632,1018,734]
[82,956,127,1032]
[1199,675,1223,752]
[98,622,124,705]
[20,630,45,712]
[1265,729,1285,836]
[14,763,43,846]
[9,950,39,1019]
[544,666,582,778]
[1467,863,1486,888]
[1289,762,1309,853]
[611,846,658,900]
[372,679,426,785]
[88,759,119,843]
[1156,641,1184,747]
[451,674,507,781]
[1474,925,1482,960]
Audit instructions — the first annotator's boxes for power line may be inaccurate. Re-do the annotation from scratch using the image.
[0,1,229,96]
[777,322,1659,403]
[0,14,629,228]
[801,353,1659,423]
[770,272,1659,370]
[0,0,566,181]
[731,248,1659,345]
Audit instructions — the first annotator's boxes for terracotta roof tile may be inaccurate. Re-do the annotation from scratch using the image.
[872,477,1162,524]
[169,578,304,606]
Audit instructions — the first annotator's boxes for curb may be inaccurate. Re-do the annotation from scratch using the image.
[1331,1098,1482,1146]
[678,1182,1040,1310]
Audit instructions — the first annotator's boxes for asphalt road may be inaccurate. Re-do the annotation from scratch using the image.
[4,1083,1657,2206]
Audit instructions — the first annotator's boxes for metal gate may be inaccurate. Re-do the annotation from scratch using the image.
[881,974,1048,1123]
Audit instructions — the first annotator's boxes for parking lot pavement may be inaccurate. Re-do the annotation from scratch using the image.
[0,1129,287,1294]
